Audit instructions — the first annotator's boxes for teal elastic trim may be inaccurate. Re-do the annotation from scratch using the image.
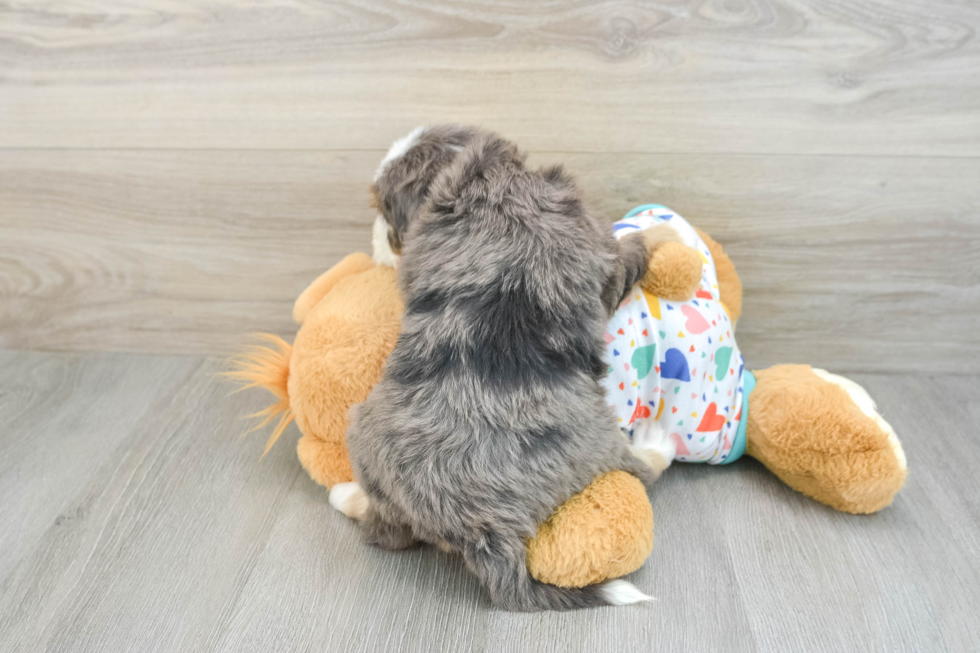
[623,204,668,219]
[721,370,755,465]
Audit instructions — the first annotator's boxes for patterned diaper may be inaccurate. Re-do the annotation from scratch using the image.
[602,205,748,464]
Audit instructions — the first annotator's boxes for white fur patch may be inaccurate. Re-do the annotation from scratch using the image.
[600,580,655,606]
[631,420,675,478]
[329,482,369,519]
[372,214,400,267]
[811,368,907,470]
[373,125,425,182]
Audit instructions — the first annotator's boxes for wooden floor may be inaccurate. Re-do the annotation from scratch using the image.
[2,0,979,650]
[0,349,977,652]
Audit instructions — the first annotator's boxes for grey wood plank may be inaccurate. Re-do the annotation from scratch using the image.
[0,353,978,652]
[0,350,200,582]
[0,0,977,155]
[212,476,490,653]
[2,150,977,374]
[712,373,980,652]
[0,355,304,652]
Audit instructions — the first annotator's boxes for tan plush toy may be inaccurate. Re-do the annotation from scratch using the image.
[232,214,907,590]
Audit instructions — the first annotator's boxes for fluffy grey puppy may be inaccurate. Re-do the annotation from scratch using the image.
[346,126,661,611]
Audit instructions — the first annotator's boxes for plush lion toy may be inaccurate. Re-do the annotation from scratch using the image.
[231,207,907,589]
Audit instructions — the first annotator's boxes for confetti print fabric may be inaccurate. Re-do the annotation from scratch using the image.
[602,206,746,464]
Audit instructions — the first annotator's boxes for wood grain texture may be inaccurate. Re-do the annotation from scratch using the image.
[2,149,977,372]
[0,0,978,155]
[1,350,977,652]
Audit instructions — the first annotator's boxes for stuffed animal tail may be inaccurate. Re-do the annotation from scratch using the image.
[225,334,295,456]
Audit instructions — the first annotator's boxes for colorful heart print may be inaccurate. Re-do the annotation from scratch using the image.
[681,305,710,335]
[660,348,691,382]
[631,344,657,380]
[714,346,733,380]
[696,402,726,432]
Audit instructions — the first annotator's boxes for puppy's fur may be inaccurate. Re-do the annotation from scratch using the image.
[348,126,659,611]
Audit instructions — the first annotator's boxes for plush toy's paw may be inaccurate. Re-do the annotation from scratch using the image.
[641,242,703,302]
[745,365,908,514]
[526,471,653,588]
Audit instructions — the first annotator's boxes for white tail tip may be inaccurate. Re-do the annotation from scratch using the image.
[329,482,369,520]
[600,580,655,606]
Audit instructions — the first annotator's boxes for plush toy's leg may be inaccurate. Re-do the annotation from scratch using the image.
[694,228,742,323]
[292,252,375,324]
[296,430,355,488]
[526,471,654,589]
[745,365,907,514]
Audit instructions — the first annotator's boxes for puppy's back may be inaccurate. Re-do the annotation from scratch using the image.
[347,134,649,611]
[392,135,614,392]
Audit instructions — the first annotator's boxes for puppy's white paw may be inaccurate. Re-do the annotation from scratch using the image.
[329,482,369,520]
[631,420,676,478]
[600,580,655,606]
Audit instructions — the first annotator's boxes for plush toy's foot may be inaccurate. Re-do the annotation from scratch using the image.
[745,365,907,514]
[526,471,653,588]
[297,433,355,488]
[641,241,703,301]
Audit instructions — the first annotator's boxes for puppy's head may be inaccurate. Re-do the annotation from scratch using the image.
[370,125,481,264]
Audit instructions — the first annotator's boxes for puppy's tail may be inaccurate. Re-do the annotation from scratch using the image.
[224,334,294,456]
[530,578,653,611]
[464,534,653,611]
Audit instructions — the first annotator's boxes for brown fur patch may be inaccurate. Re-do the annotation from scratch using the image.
[290,265,404,487]
[641,241,703,301]
[526,471,654,588]
[745,365,907,514]
[292,253,375,324]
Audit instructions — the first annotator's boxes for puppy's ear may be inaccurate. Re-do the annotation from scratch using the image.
[429,134,524,208]
[540,163,574,189]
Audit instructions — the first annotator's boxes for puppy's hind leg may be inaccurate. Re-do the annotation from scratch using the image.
[461,531,652,611]
[359,506,418,551]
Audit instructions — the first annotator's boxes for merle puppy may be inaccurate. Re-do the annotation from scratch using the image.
[343,125,674,611]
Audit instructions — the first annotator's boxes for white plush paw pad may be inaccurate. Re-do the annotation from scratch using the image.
[329,482,369,520]
[600,580,655,606]
[812,368,907,470]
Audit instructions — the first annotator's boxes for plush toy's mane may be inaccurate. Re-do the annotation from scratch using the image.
[226,334,294,455]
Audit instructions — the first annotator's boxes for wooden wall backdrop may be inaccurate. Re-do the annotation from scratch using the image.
[1,0,978,373]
